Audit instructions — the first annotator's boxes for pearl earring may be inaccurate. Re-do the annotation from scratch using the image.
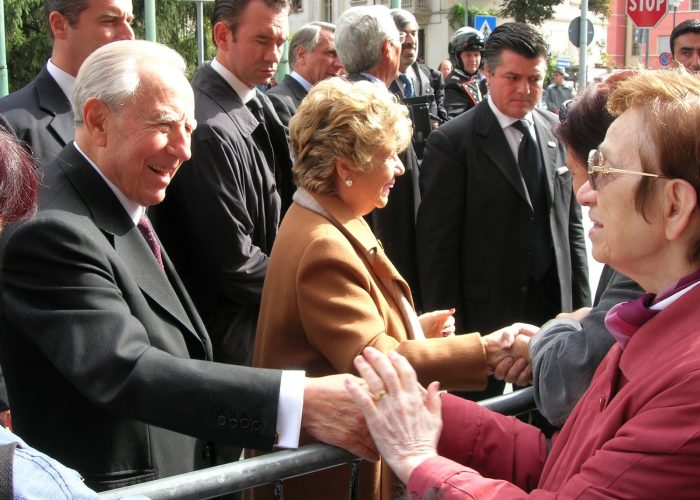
[345,177,353,187]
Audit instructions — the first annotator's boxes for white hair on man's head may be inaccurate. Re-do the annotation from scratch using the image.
[289,21,335,69]
[335,5,400,75]
[72,40,187,123]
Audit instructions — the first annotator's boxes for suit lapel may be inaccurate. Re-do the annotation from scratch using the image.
[475,102,531,207]
[532,109,557,208]
[56,146,204,347]
[36,66,74,147]
[284,75,308,104]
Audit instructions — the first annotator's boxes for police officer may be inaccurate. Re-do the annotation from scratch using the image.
[444,26,485,119]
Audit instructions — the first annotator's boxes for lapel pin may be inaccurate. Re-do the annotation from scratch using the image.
[547,141,556,148]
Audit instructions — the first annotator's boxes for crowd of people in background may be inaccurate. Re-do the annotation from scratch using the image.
[0,0,698,497]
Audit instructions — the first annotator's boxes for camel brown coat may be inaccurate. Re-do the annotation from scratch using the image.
[251,192,489,500]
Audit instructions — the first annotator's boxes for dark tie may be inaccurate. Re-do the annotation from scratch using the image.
[398,74,414,98]
[137,214,164,269]
[511,119,551,281]
[511,119,543,201]
[246,96,266,125]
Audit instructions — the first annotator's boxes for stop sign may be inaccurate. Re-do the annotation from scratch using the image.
[627,0,668,28]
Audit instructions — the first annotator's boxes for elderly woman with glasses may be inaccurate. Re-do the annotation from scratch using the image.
[251,77,530,500]
[346,69,700,498]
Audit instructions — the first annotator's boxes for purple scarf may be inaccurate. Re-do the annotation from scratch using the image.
[605,268,700,349]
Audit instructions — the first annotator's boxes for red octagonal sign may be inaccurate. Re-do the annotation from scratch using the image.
[627,0,668,28]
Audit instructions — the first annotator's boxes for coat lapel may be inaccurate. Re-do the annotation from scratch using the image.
[192,63,258,137]
[311,193,415,308]
[36,66,74,147]
[56,146,203,347]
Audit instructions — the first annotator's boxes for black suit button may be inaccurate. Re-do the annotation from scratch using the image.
[228,418,238,429]
[252,420,262,432]
[240,418,250,429]
[217,415,227,427]
[529,217,535,223]
[520,285,528,293]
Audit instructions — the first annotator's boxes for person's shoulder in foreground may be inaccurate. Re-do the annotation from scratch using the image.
[0,425,99,500]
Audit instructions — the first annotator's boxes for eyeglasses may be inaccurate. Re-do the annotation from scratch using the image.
[397,31,407,44]
[587,149,666,191]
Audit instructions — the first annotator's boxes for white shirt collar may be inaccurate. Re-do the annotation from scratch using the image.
[46,59,75,104]
[290,71,312,92]
[487,94,534,130]
[210,58,257,104]
[73,142,144,225]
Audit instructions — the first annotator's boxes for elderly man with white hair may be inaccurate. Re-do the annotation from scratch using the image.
[335,5,423,308]
[0,39,374,492]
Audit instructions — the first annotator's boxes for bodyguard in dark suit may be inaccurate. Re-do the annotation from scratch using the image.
[336,5,423,308]
[151,0,295,372]
[0,40,373,492]
[265,21,342,127]
[0,0,134,166]
[388,9,448,128]
[416,23,590,399]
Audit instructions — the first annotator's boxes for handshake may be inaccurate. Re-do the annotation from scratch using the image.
[480,323,539,387]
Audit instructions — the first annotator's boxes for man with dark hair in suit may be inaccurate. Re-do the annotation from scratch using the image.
[151,0,295,373]
[416,22,590,400]
[389,9,448,128]
[0,39,373,492]
[335,5,423,308]
[265,21,343,127]
[0,0,134,166]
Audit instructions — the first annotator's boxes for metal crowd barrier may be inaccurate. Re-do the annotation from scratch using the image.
[99,387,536,500]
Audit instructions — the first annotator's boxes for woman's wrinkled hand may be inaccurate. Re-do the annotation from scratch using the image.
[345,347,442,484]
[419,308,456,338]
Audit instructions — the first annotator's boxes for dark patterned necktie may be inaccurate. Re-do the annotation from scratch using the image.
[137,214,164,269]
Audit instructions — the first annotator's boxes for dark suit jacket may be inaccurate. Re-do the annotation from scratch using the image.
[416,100,590,334]
[389,62,447,126]
[0,144,282,491]
[265,74,307,127]
[0,65,74,167]
[347,73,423,309]
[150,63,293,367]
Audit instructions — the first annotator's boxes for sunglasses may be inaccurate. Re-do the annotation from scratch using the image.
[587,149,665,191]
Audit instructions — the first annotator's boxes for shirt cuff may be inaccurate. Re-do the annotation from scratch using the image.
[275,370,305,448]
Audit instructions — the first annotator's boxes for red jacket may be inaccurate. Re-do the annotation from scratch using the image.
[408,284,700,498]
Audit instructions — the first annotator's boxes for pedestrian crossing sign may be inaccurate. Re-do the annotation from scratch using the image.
[473,15,497,40]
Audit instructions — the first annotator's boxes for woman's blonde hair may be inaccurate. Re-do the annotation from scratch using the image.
[290,77,412,194]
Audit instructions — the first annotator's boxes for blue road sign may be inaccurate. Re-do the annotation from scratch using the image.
[474,15,497,40]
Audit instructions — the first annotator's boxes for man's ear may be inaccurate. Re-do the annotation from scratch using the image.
[82,98,111,148]
[213,21,231,51]
[295,46,307,68]
[48,11,70,41]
